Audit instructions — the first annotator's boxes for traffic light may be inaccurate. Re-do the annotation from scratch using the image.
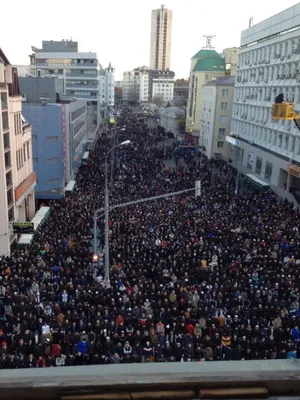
[271,102,298,120]
[195,180,201,197]
[89,227,101,253]
[189,127,193,133]
[92,254,99,265]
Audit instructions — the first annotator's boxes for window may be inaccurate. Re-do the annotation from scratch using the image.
[46,136,58,142]
[221,102,228,111]
[7,188,13,207]
[4,151,11,169]
[23,144,27,162]
[2,111,9,130]
[3,133,10,149]
[16,150,20,169]
[217,141,224,148]
[26,141,30,159]
[255,156,262,175]
[220,116,228,124]
[222,89,229,97]
[47,157,59,163]
[16,149,23,170]
[48,178,59,184]
[265,161,272,180]
[8,207,14,223]
[1,93,8,109]
[218,128,226,138]
[6,171,12,188]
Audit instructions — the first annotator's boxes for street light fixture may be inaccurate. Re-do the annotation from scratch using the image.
[104,140,131,286]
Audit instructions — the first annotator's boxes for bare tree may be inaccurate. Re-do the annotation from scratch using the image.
[152,95,164,108]
[174,113,186,134]
[127,87,139,103]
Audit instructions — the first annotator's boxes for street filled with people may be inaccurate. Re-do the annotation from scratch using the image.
[1,107,300,368]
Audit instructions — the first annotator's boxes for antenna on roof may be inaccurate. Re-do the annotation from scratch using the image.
[202,35,216,50]
[249,16,254,27]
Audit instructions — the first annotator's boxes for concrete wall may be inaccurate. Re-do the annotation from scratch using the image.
[241,4,300,46]
[19,77,64,103]
[66,100,87,180]
[23,104,64,198]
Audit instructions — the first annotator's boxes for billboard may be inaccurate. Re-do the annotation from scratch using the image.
[13,222,34,234]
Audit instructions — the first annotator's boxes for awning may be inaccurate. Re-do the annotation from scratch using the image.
[288,165,300,178]
[65,180,76,193]
[82,151,89,161]
[246,174,269,187]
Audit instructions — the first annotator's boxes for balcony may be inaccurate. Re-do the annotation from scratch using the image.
[66,90,99,100]
[66,84,99,90]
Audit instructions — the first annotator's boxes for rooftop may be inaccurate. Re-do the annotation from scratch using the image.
[204,75,235,86]
[192,58,225,73]
[0,48,10,66]
[191,49,222,60]
[34,52,97,59]
[191,49,225,73]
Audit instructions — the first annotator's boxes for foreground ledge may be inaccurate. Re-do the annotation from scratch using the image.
[0,359,300,399]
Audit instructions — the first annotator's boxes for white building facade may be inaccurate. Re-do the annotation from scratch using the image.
[0,49,35,256]
[201,76,235,159]
[122,69,149,102]
[151,70,175,102]
[150,5,173,70]
[230,4,300,189]
[99,63,115,107]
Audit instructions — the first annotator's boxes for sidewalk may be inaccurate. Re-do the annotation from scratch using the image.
[232,161,298,205]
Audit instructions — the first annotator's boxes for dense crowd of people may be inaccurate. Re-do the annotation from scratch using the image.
[1,107,300,368]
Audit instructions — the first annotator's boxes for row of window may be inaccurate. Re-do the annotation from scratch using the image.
[247,155,273,181]
[237,62,300,85]
[67,80,98,86]
[16,141,30,170]
[231,119,300,154]
[71,106,86,122]
[14,113,22,135]
[234,85,300,103]
[71,91,98,97]
[239,38,300,68]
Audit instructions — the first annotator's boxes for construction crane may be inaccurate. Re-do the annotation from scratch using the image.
[271,93,300,130]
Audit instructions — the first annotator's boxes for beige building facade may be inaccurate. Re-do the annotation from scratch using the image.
[201,76,235,159]
[150,5,172,71]
[186,50,226,137]
[0,49,35,256]
[221,47,239,76]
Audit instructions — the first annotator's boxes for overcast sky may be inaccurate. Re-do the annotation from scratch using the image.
[1,0,298,80]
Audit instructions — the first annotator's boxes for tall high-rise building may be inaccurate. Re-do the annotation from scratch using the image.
[150,5,172,71]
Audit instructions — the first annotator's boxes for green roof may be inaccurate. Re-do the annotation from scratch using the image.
[192,57,225,72]
[191,49,222,60]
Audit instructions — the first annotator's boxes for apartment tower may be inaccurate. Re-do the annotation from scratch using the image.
[150,5,172,71]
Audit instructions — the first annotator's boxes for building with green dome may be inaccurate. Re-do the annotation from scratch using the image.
[186,49,226,136]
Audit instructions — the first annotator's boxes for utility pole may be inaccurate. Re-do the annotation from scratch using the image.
[234,145,240,195]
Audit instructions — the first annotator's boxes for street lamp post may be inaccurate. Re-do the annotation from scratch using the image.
[234,145,240,195]
[163,113,172,159]
[110,127,126,186]
[104,140,131,286]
